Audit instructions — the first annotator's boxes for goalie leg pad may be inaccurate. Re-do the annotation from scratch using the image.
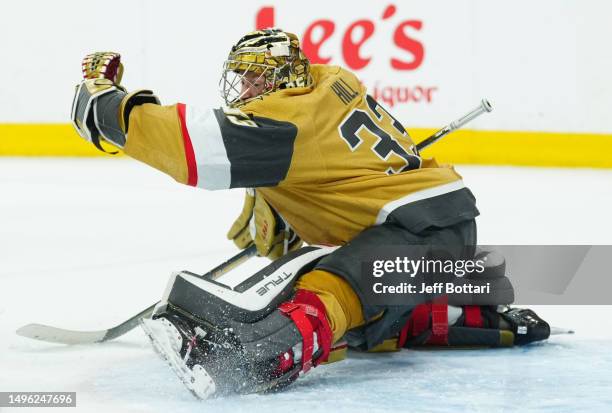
[397,303,550,348]
[143,246,336,398]
[143,291,332,398]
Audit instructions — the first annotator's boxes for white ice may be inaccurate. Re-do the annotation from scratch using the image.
[1,158,612,413]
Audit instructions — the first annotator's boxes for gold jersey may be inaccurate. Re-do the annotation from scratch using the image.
[122,65,478,245]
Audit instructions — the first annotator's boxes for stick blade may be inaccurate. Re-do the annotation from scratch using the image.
[15,304,157,345]
[16,324,108,345]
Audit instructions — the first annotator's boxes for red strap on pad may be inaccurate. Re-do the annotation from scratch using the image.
[463,305,483,328]
[427,297,449,345]
[278,290,333,373]
[279,302,315,373]
[398,297,450,347]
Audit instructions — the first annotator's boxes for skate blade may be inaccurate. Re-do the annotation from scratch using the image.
[550,326,575,335]
[140,318,216,400]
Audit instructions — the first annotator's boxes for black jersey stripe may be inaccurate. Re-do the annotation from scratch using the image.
[213,109,297,188]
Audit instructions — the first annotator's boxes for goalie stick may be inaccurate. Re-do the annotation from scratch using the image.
[16,99,493,345]
[16,245,258,345]
[16,237,574,345]
[416,99,493,152]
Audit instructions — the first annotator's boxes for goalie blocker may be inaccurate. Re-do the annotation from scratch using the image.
[141,246,550,399]
[71,52,160,153]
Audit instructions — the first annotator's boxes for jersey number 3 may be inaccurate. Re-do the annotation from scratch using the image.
[339,95,421,174]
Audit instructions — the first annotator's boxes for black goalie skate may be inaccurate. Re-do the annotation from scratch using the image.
[141,309,243,399]
[142,293,332,399]
[498,306,551,345]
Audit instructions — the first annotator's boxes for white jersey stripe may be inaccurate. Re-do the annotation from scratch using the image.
[185,106,231,190]
[375,180,466,225]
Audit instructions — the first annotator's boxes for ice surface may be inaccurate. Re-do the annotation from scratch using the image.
[1,158,612,412]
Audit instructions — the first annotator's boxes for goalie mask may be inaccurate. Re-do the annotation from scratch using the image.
[220,29,312,107]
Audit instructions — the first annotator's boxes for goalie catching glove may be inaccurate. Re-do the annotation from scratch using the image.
[70,52,160,152]
[227,189,302,260]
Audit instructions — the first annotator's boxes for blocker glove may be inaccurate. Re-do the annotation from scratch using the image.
[70,52,159,151]
[227,189,302,260]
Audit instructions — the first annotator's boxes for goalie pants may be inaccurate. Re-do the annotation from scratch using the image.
[295,219,477,350]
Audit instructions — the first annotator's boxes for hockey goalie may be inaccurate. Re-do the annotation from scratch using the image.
[70,29,550,398]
